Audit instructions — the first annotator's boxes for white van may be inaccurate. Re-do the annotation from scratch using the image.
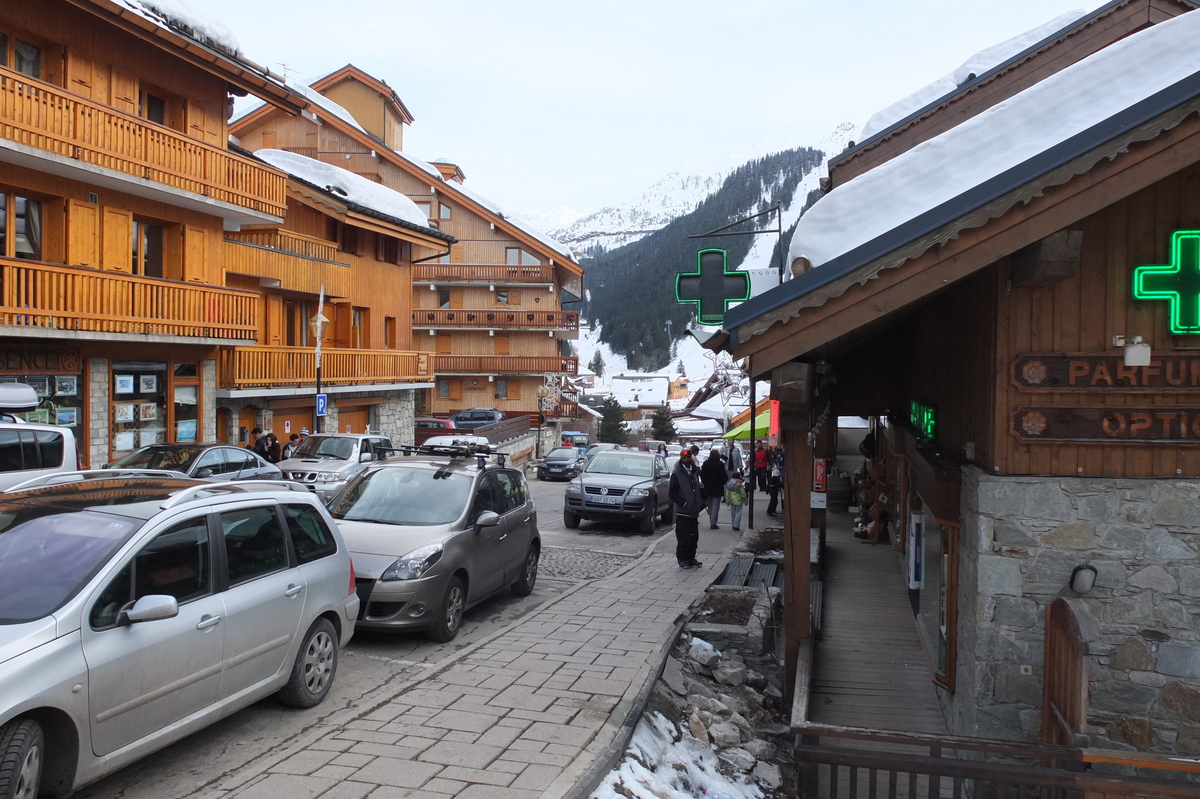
[0,383,80,491]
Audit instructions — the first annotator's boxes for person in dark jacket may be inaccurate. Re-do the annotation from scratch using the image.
[700,449,727,529]
[263,432,282,464]
[669,448,704,569]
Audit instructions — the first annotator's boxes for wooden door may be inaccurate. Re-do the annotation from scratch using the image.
[101,208,133,271]
[67,201,99,268]
[271,408,313,440]
[494,334,510,356]
[237,405,258,447]
[215,407,229,444]
[448,289,463,309]
[182,226,207,282]
[337,405,369,434]
[110,70,137,114]
[266,295,284,346]
[65,51,95,99]
[1042,598,1088,751]
[436,334,452,355]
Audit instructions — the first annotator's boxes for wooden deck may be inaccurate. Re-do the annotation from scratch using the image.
[810,511,948,734]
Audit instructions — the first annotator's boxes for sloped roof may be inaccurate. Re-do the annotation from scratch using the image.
[310,64,415,125]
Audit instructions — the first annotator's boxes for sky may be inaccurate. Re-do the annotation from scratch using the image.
[197,0,1106,217]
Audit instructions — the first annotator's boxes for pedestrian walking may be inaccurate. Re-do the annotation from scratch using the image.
[700,448,727,529]
[724,470,747,531]
[250,427,268,458]
[766,447,782,515]
[282,433,301,459]
[753,442,769,491]
[669,447,704,569]
[656,443,668,457]
[727,441,744,475]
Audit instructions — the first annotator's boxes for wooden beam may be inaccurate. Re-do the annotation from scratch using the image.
[781,424,812,700]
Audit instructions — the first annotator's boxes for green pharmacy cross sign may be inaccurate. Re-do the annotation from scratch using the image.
[1133,230,1200,334]
[675,248,750,326]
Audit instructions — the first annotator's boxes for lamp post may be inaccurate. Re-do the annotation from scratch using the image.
[310,285,330,434]
[535,385,550,459]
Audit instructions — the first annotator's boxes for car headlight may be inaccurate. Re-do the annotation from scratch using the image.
[380,544,443,581]
[568,478,582,491]
[316,472,344,482]
[628,485,651,497]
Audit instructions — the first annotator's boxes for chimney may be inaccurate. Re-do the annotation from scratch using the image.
[431,160,465,184]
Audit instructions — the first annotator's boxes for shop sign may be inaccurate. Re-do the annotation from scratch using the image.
[0,348,80,374]
[812,458,827,492]
[910,399,937,440]
[1013,353,1200,392]
[1132,230,1200,333]
[1011,404,1200,444]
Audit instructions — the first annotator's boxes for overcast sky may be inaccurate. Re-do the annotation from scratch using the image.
[203,0,1104,216]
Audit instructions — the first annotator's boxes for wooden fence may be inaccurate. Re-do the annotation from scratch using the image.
[413,264,556,283]
[431,355,578,374]
[223,239,352,298]
[220,346,423,388]
[412,308,579,331]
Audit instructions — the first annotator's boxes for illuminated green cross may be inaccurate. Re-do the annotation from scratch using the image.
[1133,231,1200,333]
[676,249,750,326]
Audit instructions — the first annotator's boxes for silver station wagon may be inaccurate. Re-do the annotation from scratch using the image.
[0,475,359,798]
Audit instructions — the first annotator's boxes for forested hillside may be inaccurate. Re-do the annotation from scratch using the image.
[582,147,824,371]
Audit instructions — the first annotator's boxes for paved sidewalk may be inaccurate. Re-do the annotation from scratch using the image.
[209,531,739,799]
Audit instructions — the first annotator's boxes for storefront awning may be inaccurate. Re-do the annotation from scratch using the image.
[722,410,770,439]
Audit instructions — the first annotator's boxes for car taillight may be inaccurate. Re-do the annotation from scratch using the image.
[348,557,356,597]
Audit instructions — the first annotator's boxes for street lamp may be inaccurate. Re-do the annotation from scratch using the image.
[310,285,330,434]
[535,385,550,459]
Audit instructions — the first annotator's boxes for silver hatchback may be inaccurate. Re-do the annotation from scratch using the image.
[0,476,359,798]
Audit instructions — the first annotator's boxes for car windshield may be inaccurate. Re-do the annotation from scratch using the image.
[328,466,473,525]
[546,447,577,459]
[293,436,355,460]
[587,453,653,477]
[113,445,203,471]
[0,505,141,623]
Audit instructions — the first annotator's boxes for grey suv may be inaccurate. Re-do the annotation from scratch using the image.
[278,433,393,500]
[564,449,673,534]
[0,474,359,798]
[330,443,539,641]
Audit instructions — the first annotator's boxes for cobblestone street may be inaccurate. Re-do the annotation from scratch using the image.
[539,546,638,580]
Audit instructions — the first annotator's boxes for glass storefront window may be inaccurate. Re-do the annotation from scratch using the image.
[1,374,81,429]
[112,361,167,459]
[174,385,198,443]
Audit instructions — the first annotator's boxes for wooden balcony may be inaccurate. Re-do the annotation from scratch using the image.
[227,230,341,262]
[223,237,351,298]
[0,66,286,218]
[412,309,579,332]
[431,355,578,375]
[413,264,556,285]
[0,257,258,340]
[220,346,428,389]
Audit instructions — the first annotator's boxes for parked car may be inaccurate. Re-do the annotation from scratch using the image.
[278,433,393,500]
[415,417,456,431]
[329,444,539,641]
[0,474,358,798]
[110,443,281,481]
[421,434,490,448]
[538,446,587,481]
[564,449,672,534]
[0,420,80,492]
[448,408,506,430]
[583,441,620,466]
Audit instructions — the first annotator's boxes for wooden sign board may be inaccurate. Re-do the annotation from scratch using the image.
[1012,353,1200,392]
[1010,405,1200,444]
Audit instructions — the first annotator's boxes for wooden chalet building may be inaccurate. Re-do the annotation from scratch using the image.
[230,66,585,426]
[720,0,1200,758]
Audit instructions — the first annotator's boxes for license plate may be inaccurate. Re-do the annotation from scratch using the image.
[591,495,621,505]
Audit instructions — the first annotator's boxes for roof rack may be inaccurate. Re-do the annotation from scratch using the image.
[395,441,507,470]
[159,479,309,509]
[4,469,185,493]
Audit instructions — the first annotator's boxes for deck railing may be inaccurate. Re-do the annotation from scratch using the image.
[0,65,286,217]
[225,230,342,262]
[413,264,556,284]
[0,258,258,340]
[220,346,426,389]
[431,355,578,375]
[223,239,351,298]
[412,309,579,331]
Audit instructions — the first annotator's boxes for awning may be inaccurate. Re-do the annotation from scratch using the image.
[722,410,771,439]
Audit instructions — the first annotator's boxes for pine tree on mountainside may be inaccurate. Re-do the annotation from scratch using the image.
[597,396,627,444]
[650,405,677,443]
[588,350,605,379]
[676,359,685,377]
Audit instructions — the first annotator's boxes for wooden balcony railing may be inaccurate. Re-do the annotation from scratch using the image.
[547,401,579,419]
[220,346,426,389]
[0,257,258,340]
[0,65,286,217]
[225,230,342,262]
[413,264,556,284]
[223,239,351,298]
[431,355,578,375]
[412,309,579,331]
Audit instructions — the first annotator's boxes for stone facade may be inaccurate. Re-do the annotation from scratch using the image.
[948,467,1200,754]
[87,357,109,468]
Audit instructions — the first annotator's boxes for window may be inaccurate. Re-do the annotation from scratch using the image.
[352,307,366,349]
[0,193,43,260]
[438,290,451,309]
[338,224,358,254]
[469,474,500,523]
[377,236,399,264]
[221,506,287,586]
[132,220,164,277]
[193,447,227,476]
[495,379,509,400]
[90,517,212,628]
[139,90,166,125]
[494,470,522,514]
[505,248,541,266]
[439,203,451,221]
[384,316,397,349]
[283,504,337,564]
[0,34,42,79]
[0,429,62,471]
[414,200,432,219]
[437,380,450,399]
[496,291,509,304]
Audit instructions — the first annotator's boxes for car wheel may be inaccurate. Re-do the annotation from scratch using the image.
[563,508,580,529]
[660,502,674,524]
[428,575,466,642]
[0,718,43,799]
[640,510,655,535]
[512,543,539,596]
[278,617,338,708]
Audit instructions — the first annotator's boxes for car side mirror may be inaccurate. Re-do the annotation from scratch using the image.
[474,510,500,531]
[120,594,180,626]
[195,468,214,478]
[360,452,373,463]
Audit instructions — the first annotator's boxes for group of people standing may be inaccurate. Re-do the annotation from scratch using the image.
[248,426,308,464]
[668,441,752,569]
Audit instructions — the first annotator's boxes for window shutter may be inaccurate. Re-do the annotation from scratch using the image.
[101,208,133,271]
[110,70,137,114]
[67,201,99,268]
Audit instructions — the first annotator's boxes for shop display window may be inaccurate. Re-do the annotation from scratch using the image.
[112,361,167,458]
[0,374,82,430]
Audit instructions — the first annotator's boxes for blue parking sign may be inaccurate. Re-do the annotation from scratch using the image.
[316,393,328,417]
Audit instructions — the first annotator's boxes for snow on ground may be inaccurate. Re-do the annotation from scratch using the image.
[591,712,763,799]
[789,9,1200,271]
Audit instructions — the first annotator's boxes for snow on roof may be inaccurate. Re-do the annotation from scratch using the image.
[254,149,433,230]
[289,82,367,135]
[120,0,241,54]
[609,374,669,408]
[439,180,574,259]
[858,9,1090,142]
[789,8,1200,272]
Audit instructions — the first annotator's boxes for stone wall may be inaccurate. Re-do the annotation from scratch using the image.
[949,466,1200,754]
[87,357,109,468]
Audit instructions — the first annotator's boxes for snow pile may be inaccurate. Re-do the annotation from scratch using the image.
[592,712,763,799]
[859,9,1089,141]
[789,9,1200,272]
[121,0,241,54]
[254,149,432,229]
[609,375,670,408]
